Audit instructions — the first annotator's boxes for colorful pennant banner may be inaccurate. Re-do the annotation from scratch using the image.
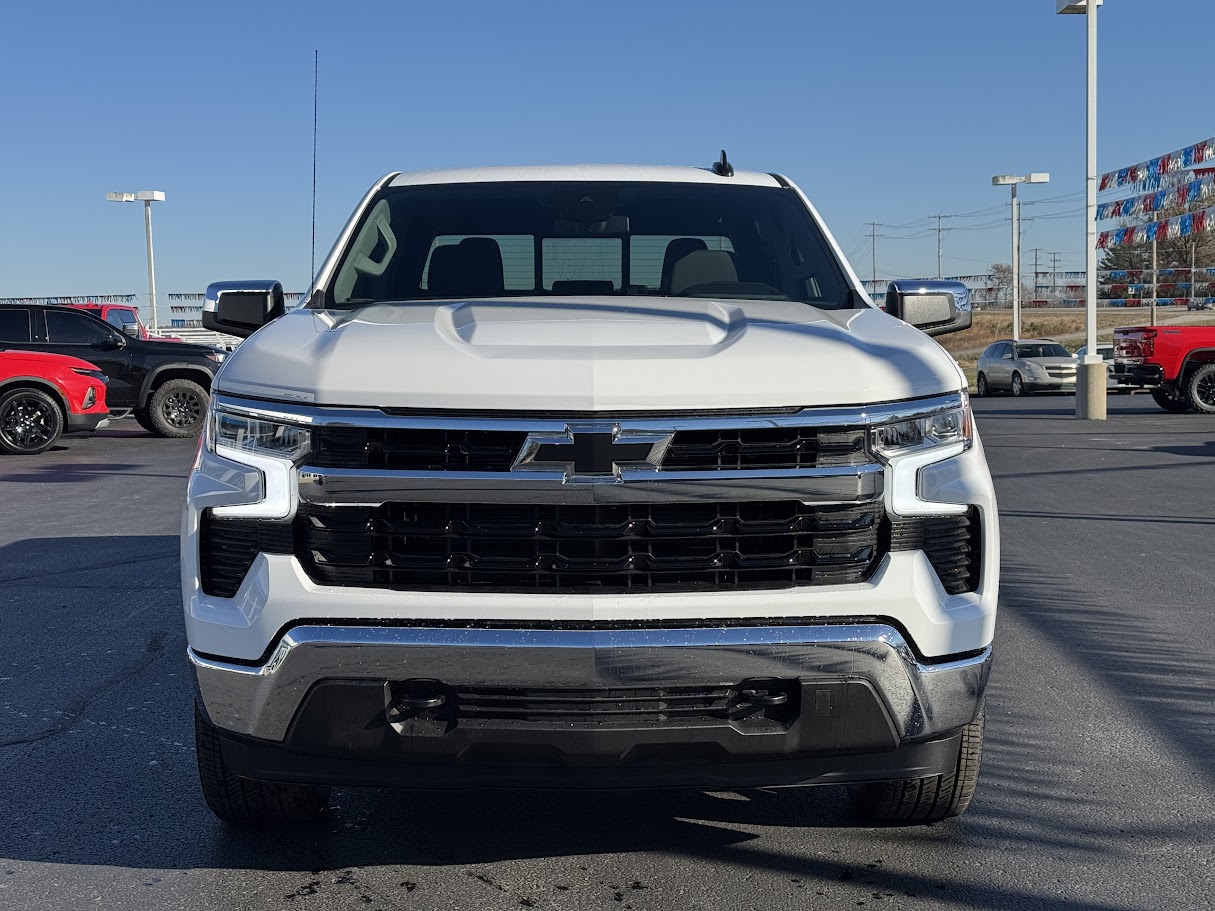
[1097,173,1215,221]
[1097,204,1215,249]
[0,294,139,305]
[1099,137,1215,191]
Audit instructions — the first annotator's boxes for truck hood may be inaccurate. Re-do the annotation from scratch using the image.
[216,297,965,411]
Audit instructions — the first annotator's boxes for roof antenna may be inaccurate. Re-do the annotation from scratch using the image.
[310,50,319,288]
[711,149,734,177]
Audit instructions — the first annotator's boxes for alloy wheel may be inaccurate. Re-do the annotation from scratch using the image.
[0,395,56,451]
[162,389,204,429]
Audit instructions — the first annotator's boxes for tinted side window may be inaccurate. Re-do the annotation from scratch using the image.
[981,344,998,358]
[46,310,111,345]
[0,309,32,343]
[996,343,1011,358]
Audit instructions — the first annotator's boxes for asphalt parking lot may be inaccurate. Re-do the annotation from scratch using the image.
[1,396,1213,911]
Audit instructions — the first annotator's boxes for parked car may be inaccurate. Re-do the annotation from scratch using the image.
[1113,324,1215,412]
[63,302,184,342]
[1075,343,1120,391]
[0,349,109,454]
[184,161,997,827]
[1186,299,1212,311]
[0,304,221,436]
[975,338,1077,396]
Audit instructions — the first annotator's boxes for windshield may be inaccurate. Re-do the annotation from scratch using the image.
[326,182,852,309]
[1016,343,1070,359]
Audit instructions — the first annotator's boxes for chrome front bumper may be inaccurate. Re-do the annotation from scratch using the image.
[190,623,990,744]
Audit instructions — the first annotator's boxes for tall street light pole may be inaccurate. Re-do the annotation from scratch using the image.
[106,190,166,335]
[992,173,1050,341]
[1059,0,1106,420]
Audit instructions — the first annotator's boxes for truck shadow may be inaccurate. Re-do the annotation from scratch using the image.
[0,536,1208,911]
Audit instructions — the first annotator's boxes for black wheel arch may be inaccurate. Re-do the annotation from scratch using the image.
[138,364,214,409]
[0,377,70,422]
[1178,348,1215,383]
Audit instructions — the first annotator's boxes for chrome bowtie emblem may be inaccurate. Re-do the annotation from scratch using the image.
[511,424,673,480]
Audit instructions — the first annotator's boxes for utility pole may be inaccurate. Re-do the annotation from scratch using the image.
[1150,236,1157,327]
[866,222,881,287]
[1030,248,1043,306]
[932,214,947,279]
[1050,252,1061,301]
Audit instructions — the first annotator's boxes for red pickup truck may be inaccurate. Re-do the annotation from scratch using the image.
[64,302,182,342]
[1113,325,1215,413]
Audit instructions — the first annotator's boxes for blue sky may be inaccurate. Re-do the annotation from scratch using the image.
[1,0,1210,315]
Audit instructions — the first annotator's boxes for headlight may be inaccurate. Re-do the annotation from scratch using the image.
[205,404,310,520]
[206,408,310,462]
[205,350,226,363]
[870,398,972,460]
[71,368,108,383]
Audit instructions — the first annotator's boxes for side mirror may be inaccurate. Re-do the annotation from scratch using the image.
[202,281,286,338]
[122,324,141,338]
[98,334,125,350]
[884,280,973,337]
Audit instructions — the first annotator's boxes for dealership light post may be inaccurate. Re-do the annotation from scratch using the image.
[1058,0,1106,420]
[106,190,166,335]
[992,173,1049,341]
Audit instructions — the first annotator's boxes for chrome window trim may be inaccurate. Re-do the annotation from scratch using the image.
[212,392,965,433]
[297,464,883,506]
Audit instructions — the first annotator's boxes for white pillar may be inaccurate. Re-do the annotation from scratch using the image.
[1077,0,1107,419]
[143,200,158,335]
[1011,184,1021,341]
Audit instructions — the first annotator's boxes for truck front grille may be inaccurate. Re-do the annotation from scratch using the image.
[198,505,982,599]
[451,684,741,725]
[309,426,868,472]
[295,501,885,592]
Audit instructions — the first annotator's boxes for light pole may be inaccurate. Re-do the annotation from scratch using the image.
[106,190,166,335]
[992,173,1050,340]
[1058,0,1105,420]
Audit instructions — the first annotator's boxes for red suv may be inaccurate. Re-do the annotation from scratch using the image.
[0,349,110,454]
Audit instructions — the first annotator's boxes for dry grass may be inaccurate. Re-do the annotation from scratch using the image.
[939,311,1160,356]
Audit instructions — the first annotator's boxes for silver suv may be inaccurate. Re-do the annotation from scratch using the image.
[976,338,1076,396]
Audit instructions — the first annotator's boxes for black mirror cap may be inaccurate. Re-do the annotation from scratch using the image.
[202,281,286,338]
[99,333,125,350]
[884,280,973,338]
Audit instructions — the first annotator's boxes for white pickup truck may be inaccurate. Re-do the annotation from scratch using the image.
[184,161,997,825]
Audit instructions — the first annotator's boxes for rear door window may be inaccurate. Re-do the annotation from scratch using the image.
[0,309,32,343]
[46,309,111,345]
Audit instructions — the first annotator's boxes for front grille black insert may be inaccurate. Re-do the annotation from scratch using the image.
[661,428,867,470]
[297,501,885,592]
[310,427,528,472]
[199,511,294,598]
[309,425,869,472]
[889,508,981,595]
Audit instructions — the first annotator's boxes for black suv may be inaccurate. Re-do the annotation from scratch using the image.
[0,305,219,437]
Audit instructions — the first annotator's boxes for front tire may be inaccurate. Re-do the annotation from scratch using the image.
[975,373,989,397]
[1186,364,1215,414]
[194,703,330,824]
[849,710,984,825]
[0,388,64,455]
[133,408,157,434]
[147,379,207,437]
[1150,384,1192,413]
[1010,372,1026,397]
